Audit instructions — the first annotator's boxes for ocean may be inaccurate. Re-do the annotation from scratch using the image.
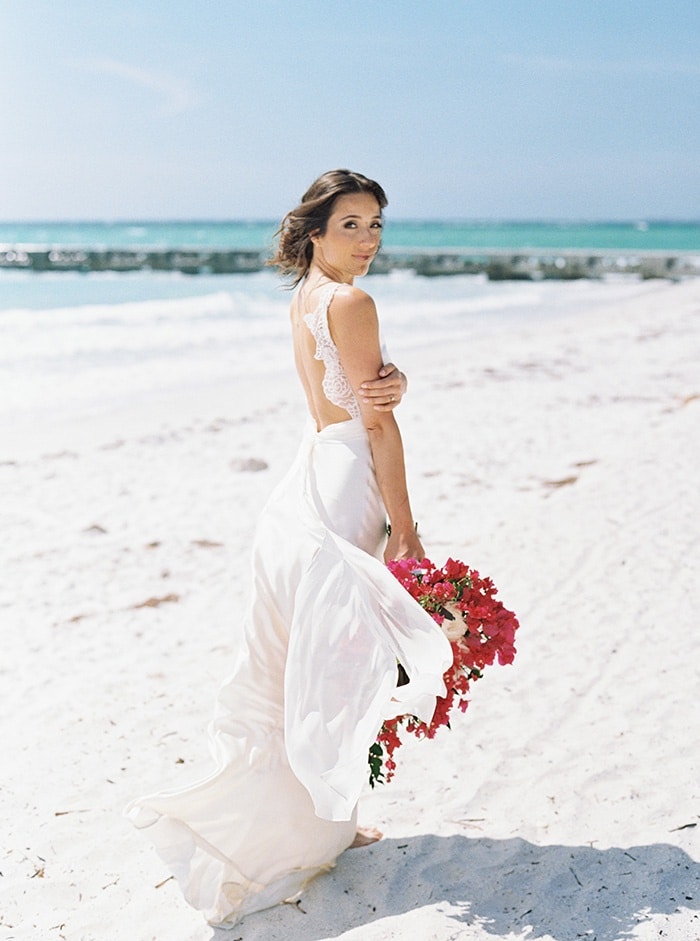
[0,269,548,425]
[1,219,698,456]
[2,219,700,253]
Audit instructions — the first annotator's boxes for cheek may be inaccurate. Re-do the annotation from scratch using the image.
[328,231,354,252]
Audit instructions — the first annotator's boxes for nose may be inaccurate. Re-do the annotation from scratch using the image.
[359,226,380,246]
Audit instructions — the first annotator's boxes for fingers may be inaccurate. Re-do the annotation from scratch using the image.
[360,364,404,410]
[360,382,399,396]
[360,378,398,394]
[360,376,400,397]
[362,363,398,389]
[362,392,400,411]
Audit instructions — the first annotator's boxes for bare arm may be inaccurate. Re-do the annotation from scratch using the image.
[328,287,423,562]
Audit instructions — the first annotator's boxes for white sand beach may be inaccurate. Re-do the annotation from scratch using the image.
[2,277,699,940]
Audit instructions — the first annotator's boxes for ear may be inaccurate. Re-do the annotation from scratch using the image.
[309,229,321,245]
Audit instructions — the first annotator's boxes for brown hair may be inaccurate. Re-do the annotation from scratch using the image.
[267,169,388,285]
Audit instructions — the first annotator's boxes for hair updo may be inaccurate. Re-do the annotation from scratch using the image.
[267,169,388,285]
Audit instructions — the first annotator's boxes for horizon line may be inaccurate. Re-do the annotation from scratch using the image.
[1,217,699,226]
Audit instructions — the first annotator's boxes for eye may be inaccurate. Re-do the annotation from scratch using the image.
[371,221,383,229]
[343,221,358,229]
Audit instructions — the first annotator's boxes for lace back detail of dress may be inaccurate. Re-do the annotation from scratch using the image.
[303,283,361,420]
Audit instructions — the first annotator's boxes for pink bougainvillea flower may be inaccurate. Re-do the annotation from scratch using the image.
[369,557,520,786]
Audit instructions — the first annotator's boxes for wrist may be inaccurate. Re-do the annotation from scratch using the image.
[385,520,418,537]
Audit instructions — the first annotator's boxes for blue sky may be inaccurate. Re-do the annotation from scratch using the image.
[1,1,698,220]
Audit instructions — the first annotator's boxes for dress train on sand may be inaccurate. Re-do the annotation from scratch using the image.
[126,286,452,927]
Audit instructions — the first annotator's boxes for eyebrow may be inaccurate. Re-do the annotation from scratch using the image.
[338,213,382,221]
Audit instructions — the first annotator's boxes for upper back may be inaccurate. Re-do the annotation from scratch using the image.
[291,281,361,430]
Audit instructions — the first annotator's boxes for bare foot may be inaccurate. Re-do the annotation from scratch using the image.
[349,826,383,848]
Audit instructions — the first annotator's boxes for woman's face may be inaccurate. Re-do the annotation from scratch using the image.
[311,192,383,282]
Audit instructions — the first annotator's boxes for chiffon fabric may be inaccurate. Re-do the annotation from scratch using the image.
[126,285,453,928]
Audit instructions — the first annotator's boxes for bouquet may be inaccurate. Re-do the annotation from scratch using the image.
[368,557,519,787]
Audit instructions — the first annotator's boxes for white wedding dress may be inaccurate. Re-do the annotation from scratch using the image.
[126,283,452,928]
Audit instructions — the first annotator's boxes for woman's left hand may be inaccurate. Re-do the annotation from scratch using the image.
[359,362,407,411]
[384,528,425,565]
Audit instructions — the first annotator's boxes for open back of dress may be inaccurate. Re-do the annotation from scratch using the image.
[126,282,452,928]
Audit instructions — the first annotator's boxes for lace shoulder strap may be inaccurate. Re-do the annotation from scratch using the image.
[303,283,361,420]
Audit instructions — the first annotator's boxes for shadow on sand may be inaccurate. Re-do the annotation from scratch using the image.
[209,834,699,940]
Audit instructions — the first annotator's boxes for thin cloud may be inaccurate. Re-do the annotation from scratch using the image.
[502,54,700,78]
[71,58,201,115]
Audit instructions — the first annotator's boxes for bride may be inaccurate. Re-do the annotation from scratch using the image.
[126,169,452,928]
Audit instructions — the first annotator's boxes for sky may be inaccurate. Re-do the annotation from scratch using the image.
[1,0,699,221]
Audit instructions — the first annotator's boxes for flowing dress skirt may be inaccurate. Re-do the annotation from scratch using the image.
[126,418,452,927]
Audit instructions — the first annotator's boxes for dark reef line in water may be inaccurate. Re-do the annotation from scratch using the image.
[1,247,698,280]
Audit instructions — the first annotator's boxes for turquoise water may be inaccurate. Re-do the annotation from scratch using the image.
[1,220,699,252]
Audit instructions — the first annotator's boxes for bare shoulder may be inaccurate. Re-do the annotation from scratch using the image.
[329,283,377,322]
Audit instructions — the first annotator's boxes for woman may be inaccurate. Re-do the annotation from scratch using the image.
[126,170,452,928]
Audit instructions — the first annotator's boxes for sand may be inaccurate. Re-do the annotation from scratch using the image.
[1,277,699,940]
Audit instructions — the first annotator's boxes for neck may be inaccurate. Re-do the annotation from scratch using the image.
[308,259,354,286]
